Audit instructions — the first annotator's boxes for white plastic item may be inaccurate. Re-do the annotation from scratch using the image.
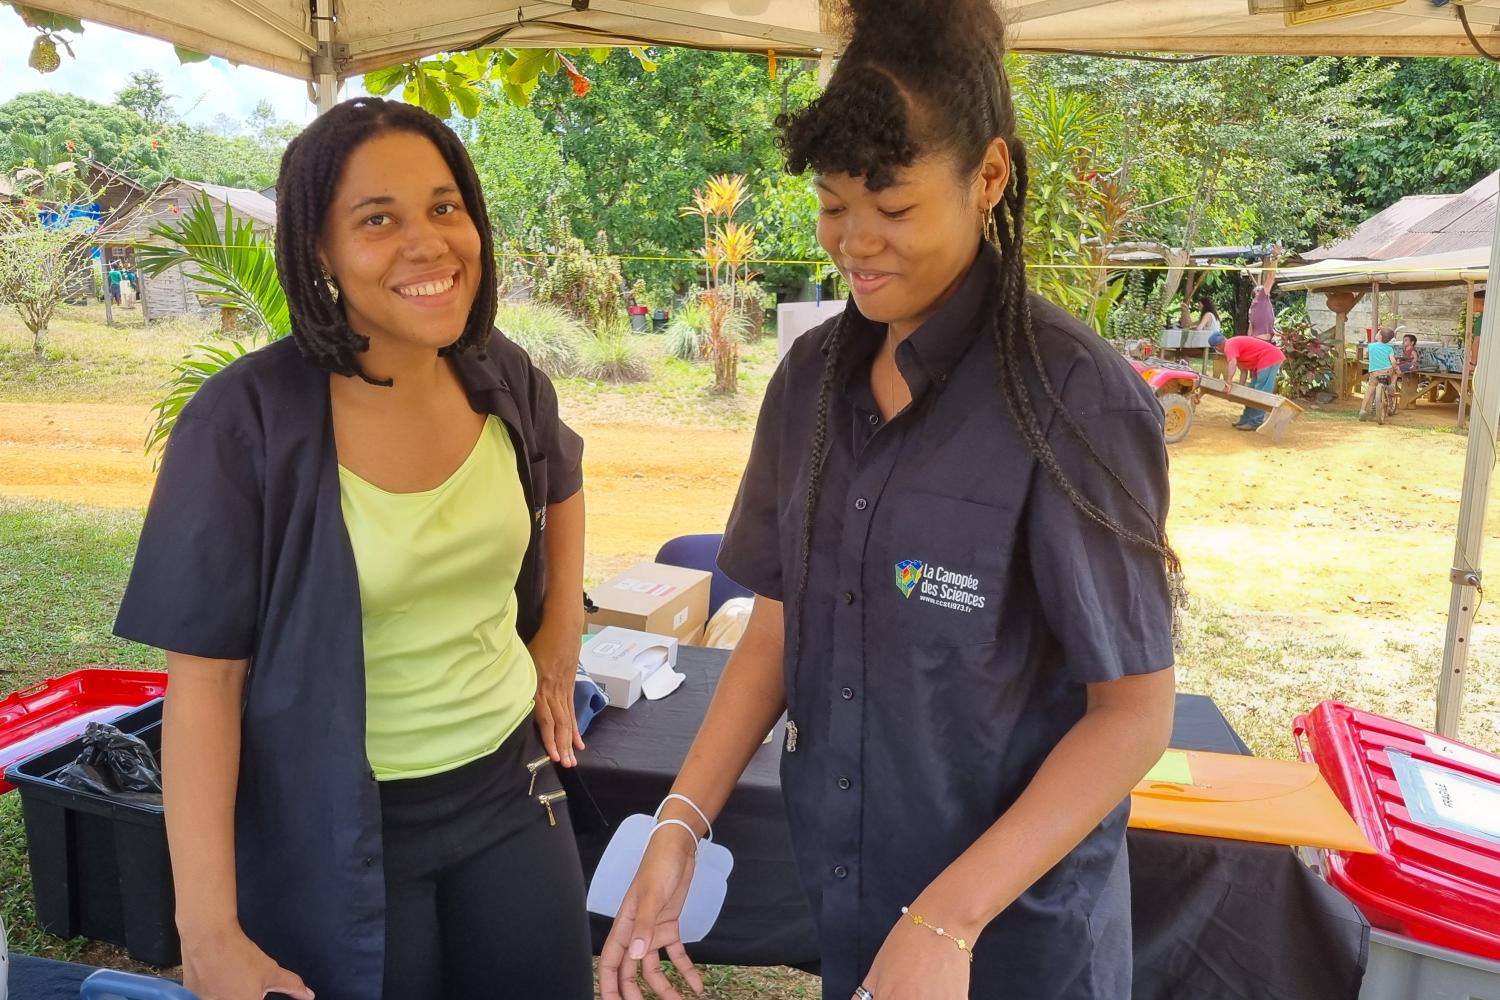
[586,813,733,944]
[1358,928,1500,1000]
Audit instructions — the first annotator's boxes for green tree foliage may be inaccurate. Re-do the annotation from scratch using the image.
[165,101,301,191]
[0,91,169,187]
[115,69,174,126]
[1022,54,1391,253]
[523,48,822,295]
[1326,59,1500,221]
[455,89,578,247]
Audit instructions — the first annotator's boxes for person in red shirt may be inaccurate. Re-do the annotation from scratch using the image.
[1209,332,1286,430]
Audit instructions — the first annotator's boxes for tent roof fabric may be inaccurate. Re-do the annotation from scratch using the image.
[1277,246,1490,292]
[19,0,1500,82]
[1304,173,1499,262]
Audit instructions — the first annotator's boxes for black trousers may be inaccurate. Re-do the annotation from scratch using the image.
[378,723,593,1000]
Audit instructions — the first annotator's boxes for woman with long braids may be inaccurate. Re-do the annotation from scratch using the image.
[114,98,593,1000]
[601,3,1181,998]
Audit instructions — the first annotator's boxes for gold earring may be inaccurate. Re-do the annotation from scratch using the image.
[983,206,1001,245]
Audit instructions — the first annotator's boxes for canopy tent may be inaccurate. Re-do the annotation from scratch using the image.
[16,0,1500,98]
[1278,246,1491,292]
[17,0,1500,738]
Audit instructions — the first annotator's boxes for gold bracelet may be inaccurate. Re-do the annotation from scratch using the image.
[900,906,975,963]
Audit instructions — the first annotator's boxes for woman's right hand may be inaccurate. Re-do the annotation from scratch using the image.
[180,923,314,1000]
[599,828,704,1000]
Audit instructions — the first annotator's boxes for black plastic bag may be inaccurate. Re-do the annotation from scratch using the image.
[55,722,163,805]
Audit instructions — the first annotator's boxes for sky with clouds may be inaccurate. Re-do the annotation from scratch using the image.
[0,7,367,127]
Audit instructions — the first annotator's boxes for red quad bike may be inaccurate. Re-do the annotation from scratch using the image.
[1122,342,1201,444]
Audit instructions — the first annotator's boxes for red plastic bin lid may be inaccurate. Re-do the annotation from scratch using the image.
[0,668,168,794]
[1294,700,1500,961]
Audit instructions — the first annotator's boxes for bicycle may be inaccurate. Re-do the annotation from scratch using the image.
[1363,369,1400,425]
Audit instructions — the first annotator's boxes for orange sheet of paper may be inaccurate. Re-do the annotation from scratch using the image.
[1129,749,1375,854]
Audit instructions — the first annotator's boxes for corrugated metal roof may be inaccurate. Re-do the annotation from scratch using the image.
[178,180,278,227]
[1306,173,1498,262]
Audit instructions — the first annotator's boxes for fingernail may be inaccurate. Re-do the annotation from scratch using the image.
[629,939,646,960]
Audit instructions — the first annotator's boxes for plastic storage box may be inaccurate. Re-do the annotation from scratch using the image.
[1360,929,1500,1000]
[1294,701,1500,962]
[4,699,178,967]
[0,670,168,795]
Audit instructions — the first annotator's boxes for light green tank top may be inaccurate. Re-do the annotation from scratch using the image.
[339,415,535,781]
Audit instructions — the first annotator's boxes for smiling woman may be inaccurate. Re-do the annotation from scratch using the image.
[111,98,594,1000]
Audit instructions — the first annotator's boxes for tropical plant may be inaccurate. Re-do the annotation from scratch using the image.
[0,196,94,354]
[136,196,289,458]
[683,173,760,392]
[1277,321,1334,400]
[577,322,651,383]
[136,196,290,340]
[1105,267,1167,347]
[495,301,586,376]
[145,339,259,459]
[664,298,709,362]
[529,198,625,329]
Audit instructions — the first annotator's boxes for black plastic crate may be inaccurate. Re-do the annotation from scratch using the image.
[4,698,179,966]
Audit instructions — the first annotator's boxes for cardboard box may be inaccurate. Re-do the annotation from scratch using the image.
[580,627,681,710]
[587,562,711,644]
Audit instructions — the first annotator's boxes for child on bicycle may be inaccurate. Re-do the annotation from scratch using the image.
[1362,326,1397,420]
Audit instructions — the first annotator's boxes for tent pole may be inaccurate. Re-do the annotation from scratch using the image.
[818,51,833,86]
[1435,226,1500,736]
[313,0,340,115]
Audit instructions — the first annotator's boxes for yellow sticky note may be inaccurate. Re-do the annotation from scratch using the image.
[1144,750,1193,785]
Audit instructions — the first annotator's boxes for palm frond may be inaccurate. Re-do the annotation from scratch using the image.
[145,338,259,463]
[136,195,290,340]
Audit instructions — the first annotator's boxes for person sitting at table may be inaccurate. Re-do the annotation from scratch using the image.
[1361,326,1398,419]
[112,98,593,1000]
[600,3,1179,999]
[1194,296,1221,333]
[1209,331,1286,431]
[1397,331,1419,375]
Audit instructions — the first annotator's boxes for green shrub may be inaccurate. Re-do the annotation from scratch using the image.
[664,300,709,362]
[578,323,651,383]
[495,301,585,377]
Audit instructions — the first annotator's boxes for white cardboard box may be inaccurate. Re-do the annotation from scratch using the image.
[580,627,681,710]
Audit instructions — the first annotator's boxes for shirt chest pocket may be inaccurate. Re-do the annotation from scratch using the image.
[873,491,1019,647]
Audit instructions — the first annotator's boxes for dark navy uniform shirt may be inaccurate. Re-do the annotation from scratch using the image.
[114,333,583,1000]
[718,244,1175,1000]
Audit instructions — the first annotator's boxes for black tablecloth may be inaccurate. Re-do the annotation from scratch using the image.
[576,646,1370,1000]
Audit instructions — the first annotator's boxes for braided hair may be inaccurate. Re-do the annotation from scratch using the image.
[274,97,497,382]
[778,0,1184,666]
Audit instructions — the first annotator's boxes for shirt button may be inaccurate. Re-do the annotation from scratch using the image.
[854,497,868,511]
[833,865,849,879]
[837,776,851,790]
[867,413,880,426]
[841,686,855,700]
[842,591,855,605]
[363,856,375,868]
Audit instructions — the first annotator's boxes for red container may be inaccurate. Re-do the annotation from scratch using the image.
[627,305,650,316]
[0,669,168,794]
[1294,701,1500,961]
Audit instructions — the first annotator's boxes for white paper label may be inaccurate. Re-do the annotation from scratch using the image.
[1391,751,1500,844]
[673,606,689,630]
[1425,734,1500,779]
[615,578,678,598]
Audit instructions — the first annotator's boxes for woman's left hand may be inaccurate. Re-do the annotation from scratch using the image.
[855,913,973,1000]
[527,621,585,767]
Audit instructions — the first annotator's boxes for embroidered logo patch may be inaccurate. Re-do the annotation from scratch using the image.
[894,559,925,598]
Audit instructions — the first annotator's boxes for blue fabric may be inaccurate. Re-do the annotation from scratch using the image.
[654,533,752,616]
[574,667,609,734]
[1238,364,1281,428]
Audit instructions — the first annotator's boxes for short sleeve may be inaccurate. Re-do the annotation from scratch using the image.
[1025,386,1175,684]
[526,361,584,504]
[114,413,263,660]
[717,360,790,601]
